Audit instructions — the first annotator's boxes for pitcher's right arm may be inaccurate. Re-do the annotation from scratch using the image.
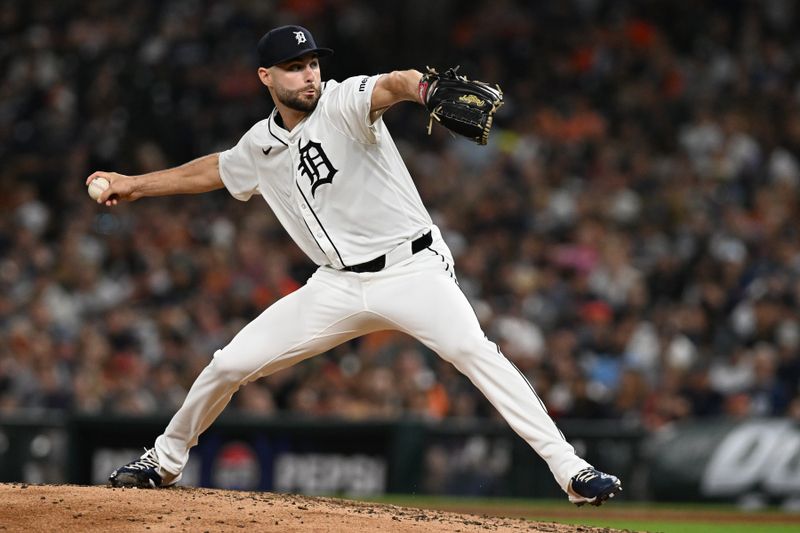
[86,153,224,206]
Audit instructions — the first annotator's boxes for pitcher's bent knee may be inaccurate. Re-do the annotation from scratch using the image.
[206,348,258,385]
[437,334,491,365]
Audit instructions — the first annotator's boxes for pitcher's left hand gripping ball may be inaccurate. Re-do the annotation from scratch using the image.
[419,66,504,145]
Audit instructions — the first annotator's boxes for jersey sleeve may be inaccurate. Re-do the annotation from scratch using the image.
[218,127,259,201]
[322,75,383,144]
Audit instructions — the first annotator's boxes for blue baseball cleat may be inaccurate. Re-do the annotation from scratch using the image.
[568,467,622,506]
[108,448,181,489]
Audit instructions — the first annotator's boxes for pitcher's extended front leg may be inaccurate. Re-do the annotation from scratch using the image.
[154,271,380,477]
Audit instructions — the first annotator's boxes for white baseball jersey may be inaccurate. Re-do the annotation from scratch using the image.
[218,74,432,269]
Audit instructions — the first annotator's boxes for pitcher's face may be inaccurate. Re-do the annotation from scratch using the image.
[264,53,322,112]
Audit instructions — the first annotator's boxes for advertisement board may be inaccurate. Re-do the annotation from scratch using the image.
[68,415,644,499]
[646,419,800,503]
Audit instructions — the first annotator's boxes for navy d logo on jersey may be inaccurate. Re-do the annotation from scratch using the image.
[298,140,338,197]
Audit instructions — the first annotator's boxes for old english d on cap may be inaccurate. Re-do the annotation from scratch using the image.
[257,25,334,68]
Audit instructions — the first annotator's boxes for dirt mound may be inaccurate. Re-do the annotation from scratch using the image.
[0,483,629,532]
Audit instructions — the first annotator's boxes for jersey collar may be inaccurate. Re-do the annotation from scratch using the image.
[267,109,290,145]
[268,108,311,142]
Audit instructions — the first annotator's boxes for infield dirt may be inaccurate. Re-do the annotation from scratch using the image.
[0,483,633,532]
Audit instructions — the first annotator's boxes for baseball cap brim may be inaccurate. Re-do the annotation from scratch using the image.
[270,47,334,67]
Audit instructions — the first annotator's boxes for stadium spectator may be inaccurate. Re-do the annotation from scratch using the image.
[1,0,799,428]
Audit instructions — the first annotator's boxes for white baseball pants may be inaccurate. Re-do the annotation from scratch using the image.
[155,228,590,492]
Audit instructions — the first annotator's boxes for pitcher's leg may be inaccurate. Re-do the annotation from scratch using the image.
[155,272,376,476]
[367,258,590,492]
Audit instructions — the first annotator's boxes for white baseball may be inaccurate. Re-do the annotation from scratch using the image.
[87,177,110,201]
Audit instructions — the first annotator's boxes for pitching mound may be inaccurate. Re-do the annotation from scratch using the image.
[0,483,629,532]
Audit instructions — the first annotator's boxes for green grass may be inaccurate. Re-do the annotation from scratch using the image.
[357,495,800,533]
[544,518,799,533]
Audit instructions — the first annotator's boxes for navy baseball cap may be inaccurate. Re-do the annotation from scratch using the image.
[257,25,333,68]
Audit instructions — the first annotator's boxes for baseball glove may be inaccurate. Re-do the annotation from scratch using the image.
[418,66,504,145]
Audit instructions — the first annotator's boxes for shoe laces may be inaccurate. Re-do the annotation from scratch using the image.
[127,448,159,471]
[574,468,599,483]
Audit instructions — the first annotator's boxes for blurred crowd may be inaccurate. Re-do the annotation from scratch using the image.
[2,0,800,431]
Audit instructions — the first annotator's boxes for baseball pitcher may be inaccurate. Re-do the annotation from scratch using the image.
[91,25,621,506]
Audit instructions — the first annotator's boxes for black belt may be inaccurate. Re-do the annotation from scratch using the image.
[342,231,432,273]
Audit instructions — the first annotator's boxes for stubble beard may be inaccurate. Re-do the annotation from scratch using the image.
[275,84,321,113]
